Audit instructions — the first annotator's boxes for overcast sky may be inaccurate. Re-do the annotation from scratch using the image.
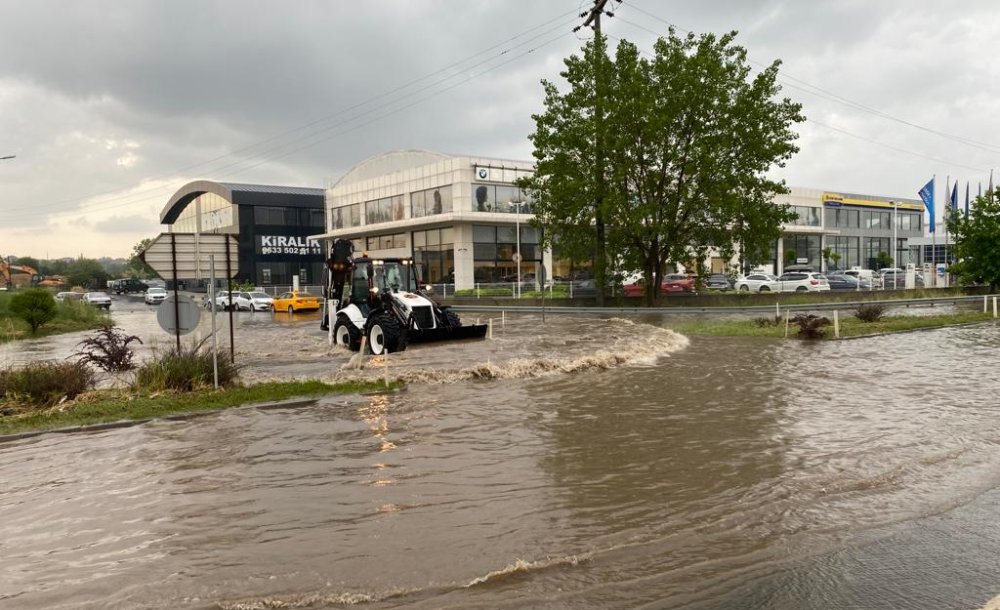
[1,0,998,259]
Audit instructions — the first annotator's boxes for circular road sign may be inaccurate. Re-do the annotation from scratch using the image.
[157,294,201,335]
[512,252,522,263]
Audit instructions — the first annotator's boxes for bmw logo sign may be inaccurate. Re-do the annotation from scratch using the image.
[477,167,489,180]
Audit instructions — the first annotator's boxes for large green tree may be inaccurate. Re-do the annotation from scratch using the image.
[9,288,57,334]
[66,258,110,289]
[521,29,803,303]
[946,188,1000,289]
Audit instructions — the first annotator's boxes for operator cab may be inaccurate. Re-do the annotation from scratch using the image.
[371,260,419,294]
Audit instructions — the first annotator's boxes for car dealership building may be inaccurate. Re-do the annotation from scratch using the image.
[308,150,929,288]
[159,153,931,292]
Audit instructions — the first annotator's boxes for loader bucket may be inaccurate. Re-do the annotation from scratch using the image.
[409,323,488,344]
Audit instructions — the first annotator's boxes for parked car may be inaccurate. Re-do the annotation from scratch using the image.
[705,273,734,291]
[55,291,84,301]
[843,268,881,288]
[144,287,168,305]
[880,270,923,289]
[272,290,323,314]
[205,290,241,310]
[734,273,780,293]
[239,291,274,312]
[824,273,871,291]
[775,272,831,292]
[662,273,697,293]
[82,291,112,309]
[623,274,695,296]
[623,280,646,297]
[570,278,598,297]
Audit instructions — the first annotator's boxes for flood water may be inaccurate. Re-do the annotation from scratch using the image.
[1,296,999,609]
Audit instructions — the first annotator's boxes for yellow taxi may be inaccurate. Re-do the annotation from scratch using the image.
[272,290,323,314]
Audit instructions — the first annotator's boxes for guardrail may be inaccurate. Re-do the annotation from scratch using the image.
[448,294,995,315]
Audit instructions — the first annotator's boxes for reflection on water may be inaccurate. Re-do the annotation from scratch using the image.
[1,314,999,609]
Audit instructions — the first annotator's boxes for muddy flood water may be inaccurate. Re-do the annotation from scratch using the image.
[1,296,999,609]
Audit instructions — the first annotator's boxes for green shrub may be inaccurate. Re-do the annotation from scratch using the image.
[0,361,95,411]
[9,288,57,334]
[453,287,514,297]
[74,325,143,372]
[855,302,887,323]
[133,348,240,392]
[790,313,831,339]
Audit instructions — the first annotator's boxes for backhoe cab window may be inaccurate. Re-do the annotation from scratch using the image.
[374,262,416,292]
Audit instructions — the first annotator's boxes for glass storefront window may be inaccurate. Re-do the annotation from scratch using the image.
[364,196,404,225]
[788,205,820,227]
[411,185,453,218]
[473,185,497,212]
[411,227,455,284]
[473,225,496,242]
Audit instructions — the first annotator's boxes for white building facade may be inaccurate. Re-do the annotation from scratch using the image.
[312,150,551,290]
[770,188,925,275]
[311,150,928,288]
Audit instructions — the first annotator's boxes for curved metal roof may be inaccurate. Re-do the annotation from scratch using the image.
[331,149,452,189]
[160,180,324,224]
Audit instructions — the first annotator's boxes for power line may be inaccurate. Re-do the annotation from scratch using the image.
[4,9,580,218]
[604,22,992,177]
[1,26,576,220]
[807,118,988,173]
[623,1,1000,156]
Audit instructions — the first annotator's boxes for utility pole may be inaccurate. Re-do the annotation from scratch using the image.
[575,0,617,306]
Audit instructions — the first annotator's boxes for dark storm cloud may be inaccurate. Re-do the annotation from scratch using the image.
[1,0,999,257]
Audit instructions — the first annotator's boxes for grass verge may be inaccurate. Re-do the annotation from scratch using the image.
[0,379,401,437]
[667,311,996,339]
[0,294,111,343]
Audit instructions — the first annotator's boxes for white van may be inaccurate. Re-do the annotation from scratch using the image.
[844,268,881,288]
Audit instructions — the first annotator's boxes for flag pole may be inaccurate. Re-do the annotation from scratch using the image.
[932,175,937,287]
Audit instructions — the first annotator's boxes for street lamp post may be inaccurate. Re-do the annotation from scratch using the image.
[891,200,898,289]
[509,200,521,299]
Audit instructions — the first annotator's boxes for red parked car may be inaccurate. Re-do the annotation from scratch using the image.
[661,273,697,293]
[623,273,697,296]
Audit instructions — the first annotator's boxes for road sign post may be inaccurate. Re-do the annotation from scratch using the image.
[141,233,239,354]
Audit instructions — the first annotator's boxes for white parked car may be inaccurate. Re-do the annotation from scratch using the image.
[844,268,882,288]
[144,287,168,305]
[206,290,241,310]
[82,291,112,309]
[239,291,274,312]
[775,272,831,292]
[734,273,780,293]
[205,290,274,312]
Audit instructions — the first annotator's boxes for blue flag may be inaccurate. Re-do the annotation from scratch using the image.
[965,182,970,218]
[918,178,935,233]
[950,181,958,214]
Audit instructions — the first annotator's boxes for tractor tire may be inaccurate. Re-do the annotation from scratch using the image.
[366,312,406,355]
[444,308,461,328]
[333,315,361,351]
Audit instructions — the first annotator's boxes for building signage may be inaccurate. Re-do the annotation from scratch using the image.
[257,235,322,256]
[475,166,491,181]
